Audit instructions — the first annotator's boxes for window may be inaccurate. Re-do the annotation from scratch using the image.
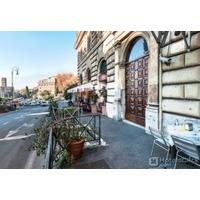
[79,74,83,84]
[86,68,91,82]
[128,37,148,62]
[99,60,107,74]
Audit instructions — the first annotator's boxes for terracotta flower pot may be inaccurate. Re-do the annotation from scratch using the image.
[68,139,85,159]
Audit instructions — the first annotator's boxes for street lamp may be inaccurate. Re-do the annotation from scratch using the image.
[11,66,19,104]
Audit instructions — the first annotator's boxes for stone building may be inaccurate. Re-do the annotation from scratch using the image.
[37,76,57,96]
[1,77,7,87]
[0,77,13,98]
[70,31,200,133]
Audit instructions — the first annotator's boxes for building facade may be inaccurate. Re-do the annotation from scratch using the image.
[1,77,7,87]
[0,77,13,98]
[38,76,57,96]
[71,31,200,133]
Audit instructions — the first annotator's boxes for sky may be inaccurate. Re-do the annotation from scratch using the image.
[0,31,77,90]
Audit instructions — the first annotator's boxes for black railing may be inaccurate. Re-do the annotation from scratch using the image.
[63,114,102,145]
[45,113,102,169]
[45,128,55,169]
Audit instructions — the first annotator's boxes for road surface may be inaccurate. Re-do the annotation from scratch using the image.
[0,106,49,169]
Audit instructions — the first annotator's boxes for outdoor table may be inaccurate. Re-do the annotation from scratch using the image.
[166,125,200,159]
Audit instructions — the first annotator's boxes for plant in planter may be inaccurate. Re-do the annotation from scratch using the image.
[32,120,52,156]
[32,115,90,168]
[99,86,107,115]
[52,121,87,168]
[89,87,98,114]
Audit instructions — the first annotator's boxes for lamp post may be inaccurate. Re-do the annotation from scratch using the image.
[11,66,19,104]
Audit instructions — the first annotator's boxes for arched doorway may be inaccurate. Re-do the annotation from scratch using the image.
[125,37,149,126]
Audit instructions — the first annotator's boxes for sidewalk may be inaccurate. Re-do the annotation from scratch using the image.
[72,116,199,169]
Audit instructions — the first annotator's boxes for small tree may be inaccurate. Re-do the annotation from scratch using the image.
[64,89,72,101]
[25,86,30,98]
[55,87,59,96]
[40,90,51,101]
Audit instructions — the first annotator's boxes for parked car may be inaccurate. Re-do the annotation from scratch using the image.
[30,101,37,106]
[40,101,50,106]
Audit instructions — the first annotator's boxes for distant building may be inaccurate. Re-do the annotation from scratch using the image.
[0,77,13,98]
[38,76,57,96]
[1,77,7,87]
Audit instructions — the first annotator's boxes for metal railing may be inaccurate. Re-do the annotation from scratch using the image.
[45,112,102,169]
[45,128,55,169]
[63,114,102,145]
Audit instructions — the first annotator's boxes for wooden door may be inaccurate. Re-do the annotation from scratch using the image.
[125,56,148,126]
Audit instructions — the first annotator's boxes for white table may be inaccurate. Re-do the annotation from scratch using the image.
[166,125,200,146]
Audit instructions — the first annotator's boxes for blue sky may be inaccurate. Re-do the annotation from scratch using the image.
[0,31,77,89]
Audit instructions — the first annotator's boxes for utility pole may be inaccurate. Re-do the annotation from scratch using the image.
[11,66,19,105]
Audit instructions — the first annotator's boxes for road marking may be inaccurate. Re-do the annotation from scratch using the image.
[6,130,19,137]
[22,123,34,127]
[5,123,34,138]
[27,112,49,116]
[0,134,35,141]
[14,115,25,120]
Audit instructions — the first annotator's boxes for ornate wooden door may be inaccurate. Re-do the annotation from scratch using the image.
[125,56,148,126]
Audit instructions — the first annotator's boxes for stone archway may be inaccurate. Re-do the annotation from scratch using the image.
[123,35,149,126]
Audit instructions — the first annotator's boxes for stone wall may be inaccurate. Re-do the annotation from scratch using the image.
[161,32,200,128]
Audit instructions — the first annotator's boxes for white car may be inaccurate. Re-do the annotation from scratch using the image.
[30,101,38,106]
[40,101,50,106]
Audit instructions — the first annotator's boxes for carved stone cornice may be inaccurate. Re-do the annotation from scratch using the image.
[75,32,86,49]
[114,40,122,49]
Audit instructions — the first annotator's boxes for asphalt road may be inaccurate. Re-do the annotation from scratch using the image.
[0,106,49,169]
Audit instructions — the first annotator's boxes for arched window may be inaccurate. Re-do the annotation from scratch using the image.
[128,37,148,62]
[79,74,83,84]
[86,68,91,82]
[99,60,107,82]
[99,60,107,74]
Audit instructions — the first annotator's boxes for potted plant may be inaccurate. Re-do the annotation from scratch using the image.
[52,121,87,163]
[89,87,98,114]
[33,118,87,168]
[99,86,107,115]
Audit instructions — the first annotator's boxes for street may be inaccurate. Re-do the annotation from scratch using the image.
[0,106,49,169]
